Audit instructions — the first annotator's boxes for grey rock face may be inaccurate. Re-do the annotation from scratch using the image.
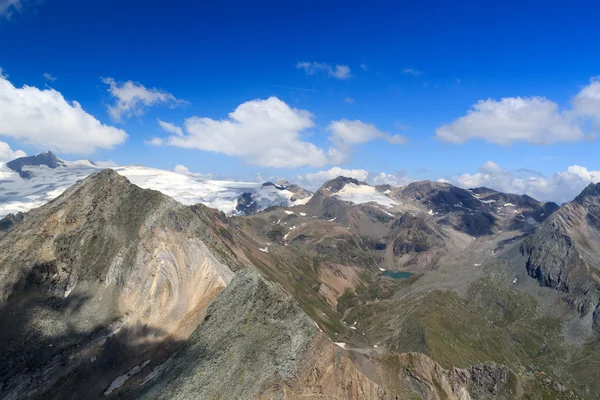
[521,183,600,337]
[0,169,240,399]
[467,363,510,396]
[0,212,24,233]
[127,267,318,400]
[6,151,64,179]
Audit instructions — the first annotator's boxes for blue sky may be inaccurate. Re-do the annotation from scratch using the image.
[1,0,600,202]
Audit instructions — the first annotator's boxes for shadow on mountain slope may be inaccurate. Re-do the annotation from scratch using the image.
[0,263,188,400]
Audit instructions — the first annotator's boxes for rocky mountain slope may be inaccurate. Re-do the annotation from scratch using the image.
[0,170,242,399]
[0,167,597,399]
[521,182,600,339]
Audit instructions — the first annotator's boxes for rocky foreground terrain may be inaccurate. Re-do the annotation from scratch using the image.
[1,167,599,399]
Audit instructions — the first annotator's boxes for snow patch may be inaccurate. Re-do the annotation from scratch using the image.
[104,360,151,396]
[333,183,397,207]
[334,342,347,349]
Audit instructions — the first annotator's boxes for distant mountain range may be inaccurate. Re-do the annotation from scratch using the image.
[1,152,599,399]
[0,151,311,218]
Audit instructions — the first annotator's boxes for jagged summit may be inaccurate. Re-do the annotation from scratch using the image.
[574,182,600,205]
[6,150,64,179]
[319,176,366,194]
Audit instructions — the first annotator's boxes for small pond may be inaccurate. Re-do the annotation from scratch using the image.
[381,270,414,279]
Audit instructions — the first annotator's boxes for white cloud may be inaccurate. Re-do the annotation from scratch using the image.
[402,68,423,76]
[173,164,213,180]
[368,171,412,187]
[0,74,127,153]
[102,77,186,121]
[145,137,164,146]
[296,167,412,190]
[438,77,600,146]
[0,141,25,163]
[43,73,56,82]
[331,65,351,79]
[328,120,408,146]
[436,97,583,145]
[94,159,119,168]
[297,167,369,189]
[573,76,600,125]
[344,97,355,104]
[164,97,339,168]
[296,61,351,80]
[0,0,29,18]
[0,67,7,78]
[446,161,600,204]
[174,164,192,175]
[157,119,183,136]
[152,98,406,168]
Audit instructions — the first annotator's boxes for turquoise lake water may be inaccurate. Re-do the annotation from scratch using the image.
[382,270,414,279]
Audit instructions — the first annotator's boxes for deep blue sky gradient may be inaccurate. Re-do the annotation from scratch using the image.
[1,0,599,180]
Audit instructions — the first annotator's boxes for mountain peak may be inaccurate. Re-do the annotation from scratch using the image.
[6,151,64,179]
[321,176,366,193]
[573,182,600,206]
[574,182,600,204]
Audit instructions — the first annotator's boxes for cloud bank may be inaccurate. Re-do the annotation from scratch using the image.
[0,74,127,153]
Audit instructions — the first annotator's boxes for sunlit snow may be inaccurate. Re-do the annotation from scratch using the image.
[0,159,307,218]
[333,183,397,207]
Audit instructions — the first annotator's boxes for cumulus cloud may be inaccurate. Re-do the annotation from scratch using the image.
[436,97,583,145]
[174,164,192,175]
[298,167,369,189]
[328,120,408,146]
[368,170,412,187]
[157,119,183,136]
[152,98,404,168]
[102,77,186,121]
[43,73,56,82]
[438,78,600,146]
[446,161,600,204]
[402,68,423,76]
[94,159,119,168]
[296,167,412,190]
[173,164,213,180]
[296,61,351,79]
[162,97,340,168]
[0,141,25,163]
[0,74,127,153]
[573,76,600,125]
[145,137,164,146]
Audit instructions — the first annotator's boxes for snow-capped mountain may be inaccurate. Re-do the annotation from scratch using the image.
[0,151,311,218]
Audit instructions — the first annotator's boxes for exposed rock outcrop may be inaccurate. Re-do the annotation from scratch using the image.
[126,268,394,399]
[0,170,240,399]
[521,183,600,337]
